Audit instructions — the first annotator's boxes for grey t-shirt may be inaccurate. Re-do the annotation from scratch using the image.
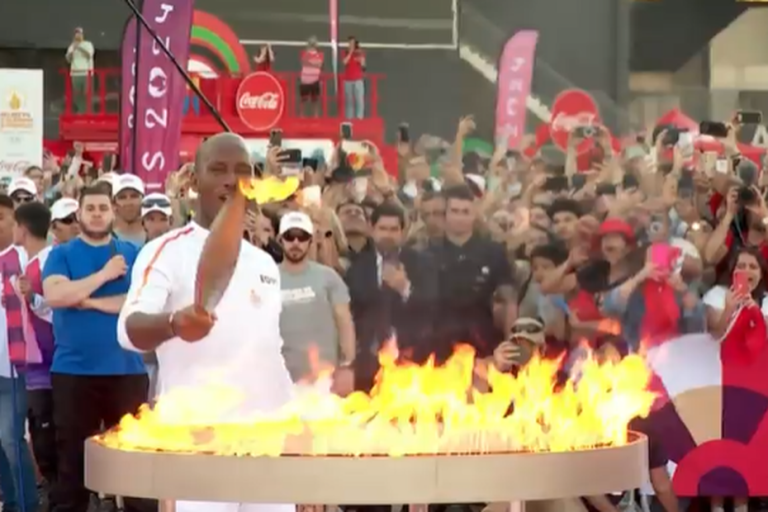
[280,261,350,381]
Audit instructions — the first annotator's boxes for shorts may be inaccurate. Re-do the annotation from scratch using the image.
[299,81,320,101]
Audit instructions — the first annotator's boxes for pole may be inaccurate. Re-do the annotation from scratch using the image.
[122,0,231,132]
[10,366,27,512]
[329,0,339,95]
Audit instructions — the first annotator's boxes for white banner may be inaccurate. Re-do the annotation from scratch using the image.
[0,69,43,178]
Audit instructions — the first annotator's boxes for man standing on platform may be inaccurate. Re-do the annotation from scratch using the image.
[118,133,297,512]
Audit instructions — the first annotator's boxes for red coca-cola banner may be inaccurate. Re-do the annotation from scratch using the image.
[235,72,285,132]
[494,30,539,151]
[549,89,601,154]
[119,0,194,191]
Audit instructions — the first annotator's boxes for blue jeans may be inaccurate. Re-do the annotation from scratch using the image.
[0,373,40,512]
[344,80,365,119]
[182,94,200,116]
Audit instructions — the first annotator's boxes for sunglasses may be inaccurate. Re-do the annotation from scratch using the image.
[510,324,544,335]
[12,194,34,204]
[57,215,77,225]
[282,231,312,243]
[142,197,172,209]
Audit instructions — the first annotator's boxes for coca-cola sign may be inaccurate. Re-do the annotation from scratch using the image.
[235,72,285,132]
[0,159,33,176]
[549,89,601,154]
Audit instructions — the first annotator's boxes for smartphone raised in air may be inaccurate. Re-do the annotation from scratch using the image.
[340,122,353,140]
[733,270,750,297]
[269,129,283,147]
[737,111,762,125]
[699,121,729,138]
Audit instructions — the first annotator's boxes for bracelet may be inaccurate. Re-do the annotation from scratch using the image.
[338,359,354,368]
[168,311,177,337]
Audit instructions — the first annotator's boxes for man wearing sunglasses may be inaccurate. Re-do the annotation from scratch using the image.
[141,193,173,242]
[8,177,38,207]
[278,212,355,392]
[50,198,80,244]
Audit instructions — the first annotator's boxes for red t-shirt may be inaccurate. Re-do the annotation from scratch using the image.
[343,50,365,81]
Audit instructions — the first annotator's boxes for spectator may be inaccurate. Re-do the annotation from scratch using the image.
[408,189,446,251]
[24,166,46,203]
[346,202,438,390]
[299,36,324,118]
[343,36,366,119]
[14,201,58,496]
[141,193,173,242]
[253,43,274,72]
[0,194,39,512]
[336,200,370,257]
[182,75,202,117]
[112,174,146,246]
[8,177,38,208]
[277,211,355,387]
[42,185,147,512]
[430,185,517,359]
[65,27,95,114]
[49,198,80,244]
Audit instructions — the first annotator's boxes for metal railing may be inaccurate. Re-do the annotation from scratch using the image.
[459,3,639,133]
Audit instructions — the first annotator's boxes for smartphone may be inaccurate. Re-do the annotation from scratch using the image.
[398,123,410,143]
[269,129,283,147]
[302,158,319,171]
[622,174,640,190]
[101,153,114,172]
[301,185,322,208]
[571,174,587,190]
[677,131,694,149]
[650,243,677,274]
[733,270,750,296]
[662,128,681,146]
[737,111,762,125]
[595,183,617,196]
[340,122,353,140]
[573,125,596,138]
[278,148,303,176]
[677,174,695,199]
[699,121,729,138]
[543,176,569,192]
[715,158,729,174]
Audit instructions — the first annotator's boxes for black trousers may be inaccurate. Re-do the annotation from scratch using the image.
[28,388,58,484]
[50,373,155,512]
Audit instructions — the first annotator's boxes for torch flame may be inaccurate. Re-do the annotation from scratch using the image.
[100,345,654,457]
[239,176,301,204]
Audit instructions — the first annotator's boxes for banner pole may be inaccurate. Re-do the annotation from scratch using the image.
[122,0,231,132]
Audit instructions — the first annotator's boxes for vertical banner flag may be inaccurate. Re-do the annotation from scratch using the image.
[494,30,538,151]
[329,0,339,94]
[119,16,139,175]
[119,0,195,191]
[0,69,43,179]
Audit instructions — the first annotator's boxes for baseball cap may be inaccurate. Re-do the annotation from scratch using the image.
[112,174,145,197]
[141,193,172,218]
[51,198,79,221]
[8,177,37,197]
[598,218,636,244]
[279,211,314,236]
[509,317,545,345]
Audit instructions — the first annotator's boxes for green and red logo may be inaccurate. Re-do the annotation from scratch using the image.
[188,10,250,77]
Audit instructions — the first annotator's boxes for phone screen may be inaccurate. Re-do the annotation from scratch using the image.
[650,243,677,274]
[733,270,750,296]
[340,123,353,140]
[699,121,729,138]
[398,123,409,143]
[737,111,763,125]
[269,129,283,147]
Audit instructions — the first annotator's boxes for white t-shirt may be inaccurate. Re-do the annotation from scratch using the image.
[703,284,768,316]
[117,222,294,416]
[67,41,95,74]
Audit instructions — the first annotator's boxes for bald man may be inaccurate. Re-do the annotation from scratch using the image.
[117,134,295,512]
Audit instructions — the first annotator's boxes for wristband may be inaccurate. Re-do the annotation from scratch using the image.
[168,311,178,337]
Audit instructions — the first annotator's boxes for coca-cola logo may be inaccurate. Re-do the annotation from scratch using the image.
[235,72,285,131]
[549,89,601,154]
[0,159,33,175]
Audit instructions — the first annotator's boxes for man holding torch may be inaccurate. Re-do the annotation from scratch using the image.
[117,133,296,512]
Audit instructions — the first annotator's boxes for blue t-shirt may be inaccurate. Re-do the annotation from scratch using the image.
[42,237,146,376]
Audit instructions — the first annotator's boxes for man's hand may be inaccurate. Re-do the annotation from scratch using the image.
[99,255,128,282]
[725,186,739,217]
[457,115,476,139]
[382,262,410,296]
[330,366,354,397]
[493,341,522,372]
[16,276,33,300]
[171,305,216,342]
[73,141,84,157]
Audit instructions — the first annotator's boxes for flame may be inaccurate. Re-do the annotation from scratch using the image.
[100,345,654,457]
[8,92,21,111]
[238,176,301,204]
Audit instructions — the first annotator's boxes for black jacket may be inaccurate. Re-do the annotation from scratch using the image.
[345,244,439,363]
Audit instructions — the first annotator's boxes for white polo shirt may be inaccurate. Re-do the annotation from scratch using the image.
[117,222,294,417]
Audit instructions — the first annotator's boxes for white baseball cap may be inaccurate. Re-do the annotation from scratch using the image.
[51,198,79,221]
[8,177,37,197]
[141,193,172,218]
[112,173,145,197]
[279,211,314,236]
